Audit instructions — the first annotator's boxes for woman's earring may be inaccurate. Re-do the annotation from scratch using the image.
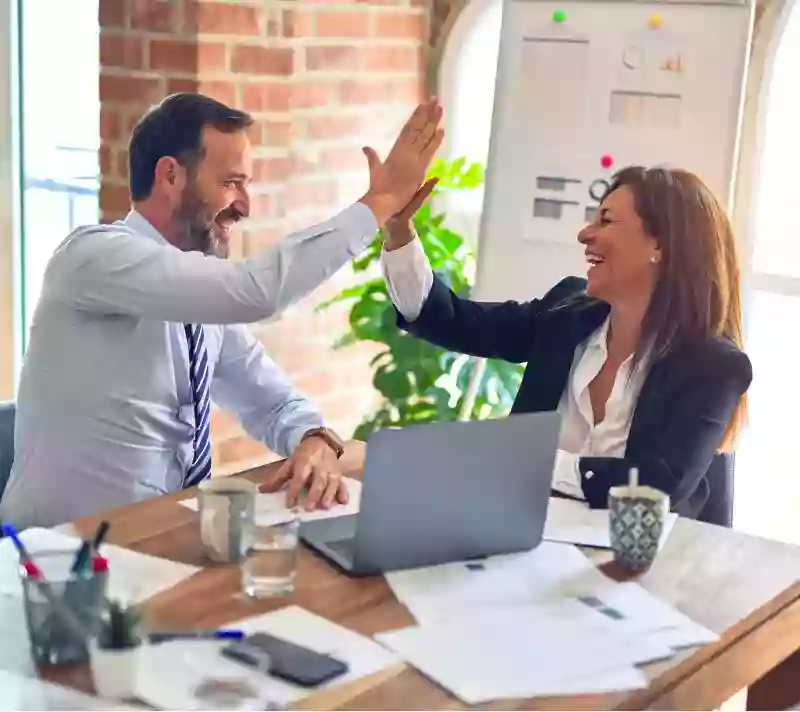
[650,255,658,264]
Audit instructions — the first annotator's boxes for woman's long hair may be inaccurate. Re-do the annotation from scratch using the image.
[604,166,746,450]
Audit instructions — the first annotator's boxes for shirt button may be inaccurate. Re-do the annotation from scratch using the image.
[585,470,595,480]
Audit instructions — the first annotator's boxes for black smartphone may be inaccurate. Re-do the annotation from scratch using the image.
[221,633,349,688]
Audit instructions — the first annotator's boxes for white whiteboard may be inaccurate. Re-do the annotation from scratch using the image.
[474,0,754,302]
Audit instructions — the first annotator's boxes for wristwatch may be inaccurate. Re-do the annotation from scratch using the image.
[301,427,345,459]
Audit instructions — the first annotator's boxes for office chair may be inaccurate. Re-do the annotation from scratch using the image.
[0,400,15,503]
[697,452,734,528]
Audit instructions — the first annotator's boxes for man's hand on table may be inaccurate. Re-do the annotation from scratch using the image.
[259,436,349,511]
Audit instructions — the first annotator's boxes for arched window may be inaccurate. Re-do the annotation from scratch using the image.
[732,0,800,544]
[437,0,502,245]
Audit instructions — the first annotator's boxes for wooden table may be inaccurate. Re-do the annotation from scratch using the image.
[14,460,800,710]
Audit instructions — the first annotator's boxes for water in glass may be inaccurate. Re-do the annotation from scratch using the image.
[242,517,300,598]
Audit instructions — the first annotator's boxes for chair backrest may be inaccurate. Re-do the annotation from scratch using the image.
[697,452,734,527]
[0,400,15,502]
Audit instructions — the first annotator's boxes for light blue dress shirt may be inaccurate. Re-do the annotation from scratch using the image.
[0,203,378,529]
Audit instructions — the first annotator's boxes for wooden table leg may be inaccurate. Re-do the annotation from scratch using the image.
[747,649,800,710]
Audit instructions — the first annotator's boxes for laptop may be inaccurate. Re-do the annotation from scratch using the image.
[300,411,561,576]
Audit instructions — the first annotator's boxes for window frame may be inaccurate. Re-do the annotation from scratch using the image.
[0,0,24,394]
[731,0,795,321]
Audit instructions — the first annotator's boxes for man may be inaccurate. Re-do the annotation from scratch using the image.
[0,92,443,528]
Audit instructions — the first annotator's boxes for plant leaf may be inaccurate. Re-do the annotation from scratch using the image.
[319,156,525,434]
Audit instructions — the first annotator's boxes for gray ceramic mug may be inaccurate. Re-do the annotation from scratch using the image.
[608,483,670,572]
[198,477,257,563]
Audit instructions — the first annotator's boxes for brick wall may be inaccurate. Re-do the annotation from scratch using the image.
[99,0,428,472]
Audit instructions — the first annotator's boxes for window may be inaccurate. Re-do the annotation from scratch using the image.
[438,0,502,244]
[0,0,22,395]
[18,0,99,346]
[732,0,800,545]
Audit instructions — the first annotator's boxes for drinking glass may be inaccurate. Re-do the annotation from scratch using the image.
[241,510,300,598]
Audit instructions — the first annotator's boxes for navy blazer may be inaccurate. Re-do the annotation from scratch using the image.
[396,276,753,519]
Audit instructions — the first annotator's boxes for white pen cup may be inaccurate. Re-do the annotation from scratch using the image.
[198,477,256,563]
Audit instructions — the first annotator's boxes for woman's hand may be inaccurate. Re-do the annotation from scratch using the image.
[384,178,438,251]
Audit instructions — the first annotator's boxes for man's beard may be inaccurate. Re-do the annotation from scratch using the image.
[173,184,232,259]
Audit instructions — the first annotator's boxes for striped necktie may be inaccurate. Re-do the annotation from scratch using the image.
[183,323,212,487]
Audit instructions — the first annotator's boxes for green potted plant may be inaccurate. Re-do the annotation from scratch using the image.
[319,157,524,438]
[89,598,142,700]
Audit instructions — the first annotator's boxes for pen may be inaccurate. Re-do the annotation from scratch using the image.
[148,629,245,643]
[2,523,41,575]
[70,520,111,575]
[69,541,91,575]
[91,520,110,551]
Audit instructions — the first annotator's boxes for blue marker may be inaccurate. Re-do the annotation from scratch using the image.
[148,629,245,644]
[2,523,36,567]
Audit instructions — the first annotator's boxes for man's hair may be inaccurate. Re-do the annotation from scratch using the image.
[128,93,253,201]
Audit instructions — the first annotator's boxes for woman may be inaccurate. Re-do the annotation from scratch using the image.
[380,166,752,519]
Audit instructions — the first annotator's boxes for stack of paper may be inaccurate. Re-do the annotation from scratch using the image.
[543,497,679,549]
[376,602,665,703]
[179,477,362,526]
[381,542,717,703]
[0,528,200,604]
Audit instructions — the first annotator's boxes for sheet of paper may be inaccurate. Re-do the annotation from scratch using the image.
[518,36,589,130]
[136,639,284,711]
[137,606,400,709]
[575,581,719,648]
[236,605,401,701]
[0,528,199,604]
[385,541,610,626]
[0,669,138,710]
[139,605,401,709]
[375,602,654,704]
[543,497,679,549]
[179,477,362,526]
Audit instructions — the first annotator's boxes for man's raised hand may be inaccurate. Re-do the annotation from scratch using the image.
[359,97,444,227]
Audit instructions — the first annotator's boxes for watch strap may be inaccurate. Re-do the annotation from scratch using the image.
[301,427,345,459]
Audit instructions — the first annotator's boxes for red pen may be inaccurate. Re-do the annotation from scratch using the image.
[91,555,109,573]
[21,560,41,578]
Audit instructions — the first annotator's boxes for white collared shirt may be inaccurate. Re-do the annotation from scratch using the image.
[380,238,649,499]
[1,203,378,529]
